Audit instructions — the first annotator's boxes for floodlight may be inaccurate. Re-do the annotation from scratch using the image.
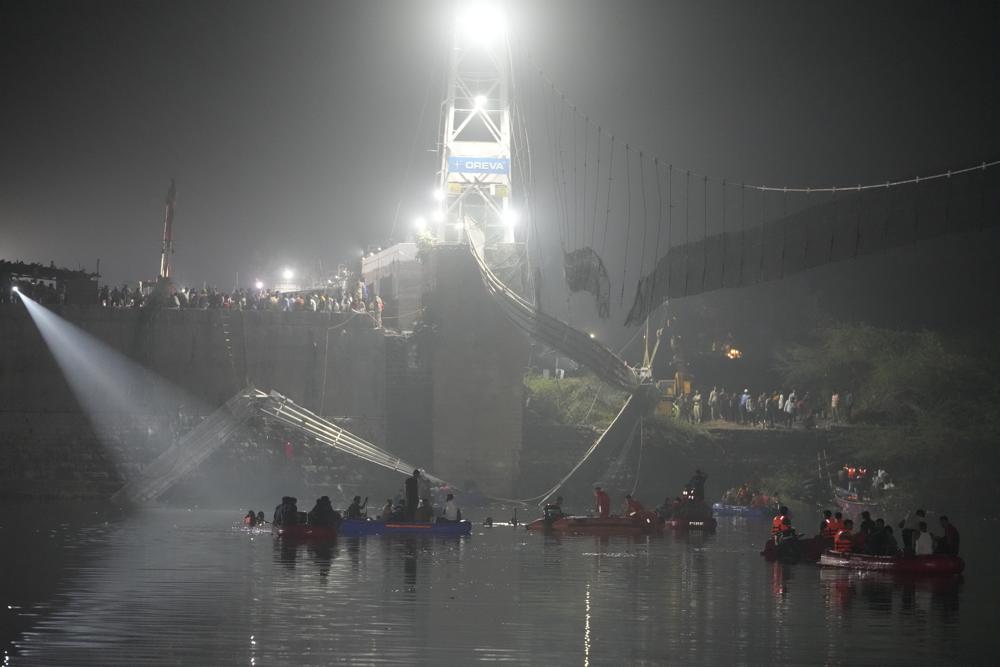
[282,268,294,281]
[11,285,19,293]
[456,4,506,45]
[432,188,445,202]
[254,280,264,290]
[474,94,488,109]
[414,216,428,232]
[501,208,519,227]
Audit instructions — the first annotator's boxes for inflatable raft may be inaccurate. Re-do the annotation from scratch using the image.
[760,536,826,562]
[338,519,472,537]
[526,514,663,536]
[819,550,965,575]
[271,524,338,540]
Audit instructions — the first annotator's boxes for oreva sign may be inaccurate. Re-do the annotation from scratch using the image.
[447,156,510,175]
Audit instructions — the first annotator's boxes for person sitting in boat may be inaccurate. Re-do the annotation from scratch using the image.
[414,498,433,523]
[899,509,926,556]
[244,510,257,527]
[256,511,265,525]
[273,496,299,526]
[308,496,340,528]
[914,521,934,555]
[819,510,835,541]
[443,493,462,522]
[936,516,960,555]
[774,516,798,544]
[378,498,393,520]
[594,487,611,518]
[833,518,855,553]
[829,511,845,537]
[624,494,645,518]
[865,518,887,554]
[346,496,367,520]
[771,506,790,539]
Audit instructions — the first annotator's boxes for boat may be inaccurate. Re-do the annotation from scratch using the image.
[760,536,826,562]
[338,519,473,536]
[832,486,881,517]
[819,549,965,575]
[664,501,717,531]
[526,514,663,536]
[712,502,772,518]
[271,524,338,540]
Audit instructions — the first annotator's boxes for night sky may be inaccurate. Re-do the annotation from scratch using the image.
[2,0,998,301]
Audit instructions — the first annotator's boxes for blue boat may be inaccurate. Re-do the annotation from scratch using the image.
[711,502,772,518]
[338,519,473,537]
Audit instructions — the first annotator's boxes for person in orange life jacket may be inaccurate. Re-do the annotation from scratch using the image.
[775,516,797,544]
[819,510,835,539]
[829,511,845,536]
[834,519,856,553]
[625,494,645,518]
[594,487,611,518]
[771,506,790,537]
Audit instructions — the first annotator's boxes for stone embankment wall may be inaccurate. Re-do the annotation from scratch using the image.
[0,304,390,500]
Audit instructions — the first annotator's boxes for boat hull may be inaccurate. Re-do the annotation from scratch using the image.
[761,536,826,562]
[338,519,472,536]
[526,515,663,535]
[271,524,338,540]
[819,550,964,575]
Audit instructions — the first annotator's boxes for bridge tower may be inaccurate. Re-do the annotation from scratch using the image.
[435,5,517,246]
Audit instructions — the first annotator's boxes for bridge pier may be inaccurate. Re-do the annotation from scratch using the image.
[420,246,529,498]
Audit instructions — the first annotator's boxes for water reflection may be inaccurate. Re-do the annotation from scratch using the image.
[3,507,988,666]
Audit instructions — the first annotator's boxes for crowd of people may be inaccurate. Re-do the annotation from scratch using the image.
[720,483,777,509]
[771,506,960,557]
[244,470,464,530]
[675,386,855,428]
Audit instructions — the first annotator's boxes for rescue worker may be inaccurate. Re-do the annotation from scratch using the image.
[405,470,421,522]
[829,511,845,536]
[819,510,835,540]
[308,496,339,528]
[771,506,790,538]
[688,469,708,501]
[915,521,934,555]
[443,493,461,522]
[255,511,265,525]
[543,496,565,523]
[834,518,855,553]
[937,516,960,555]
[379,498,393,520]
[594,486,611,518]
[775,516,797,544]
[244,510,257,527]
[273,496,298,526]
[346,495,367,520]
[624,494,645,518]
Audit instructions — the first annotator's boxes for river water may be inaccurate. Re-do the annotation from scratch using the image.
[2,505,997,665]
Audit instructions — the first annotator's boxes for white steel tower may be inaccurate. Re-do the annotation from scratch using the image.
[436,5,517,245]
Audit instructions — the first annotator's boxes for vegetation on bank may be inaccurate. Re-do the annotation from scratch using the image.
[777,324,1000,509]
[523,374,628,430]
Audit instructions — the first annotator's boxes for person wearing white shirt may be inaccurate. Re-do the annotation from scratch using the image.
[444,493,460,522]
[914,521,934,555]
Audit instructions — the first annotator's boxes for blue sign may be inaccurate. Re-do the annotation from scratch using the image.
[448,156,510,175]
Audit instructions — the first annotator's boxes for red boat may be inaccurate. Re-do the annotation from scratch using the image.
[663,500,717,531]
[526,513,663,536]
[271,524,337,540]
[760,536,827,562]
[819,550,965,575]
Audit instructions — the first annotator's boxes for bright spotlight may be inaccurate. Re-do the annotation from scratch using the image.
[432,188,445,202]
[589,332,596,339]
[282,268,293,281]
[456,4,506,46]
[254,280,264,290]
[414,216,428,232]
[501,208,519,227]
[474,94,488,109]
[431,209,445,223]
[11,285,19,293]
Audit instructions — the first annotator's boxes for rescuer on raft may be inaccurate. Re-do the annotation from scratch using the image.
[624,494,645,518]
[594,486,611,518]
[834,518,856,553]
[771,505,790,540]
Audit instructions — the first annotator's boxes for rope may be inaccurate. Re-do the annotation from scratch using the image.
[591,125,602,249]
[621,143,631,305]
[526,54,999,194]
[630,417,644,497]
[602,135,615,257]
[651,159,664,316]
[639,152,649,292]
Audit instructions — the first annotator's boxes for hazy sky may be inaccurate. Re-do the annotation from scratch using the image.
[2,0,998,295]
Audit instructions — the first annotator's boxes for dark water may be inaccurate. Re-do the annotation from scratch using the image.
[3,506,998,665]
